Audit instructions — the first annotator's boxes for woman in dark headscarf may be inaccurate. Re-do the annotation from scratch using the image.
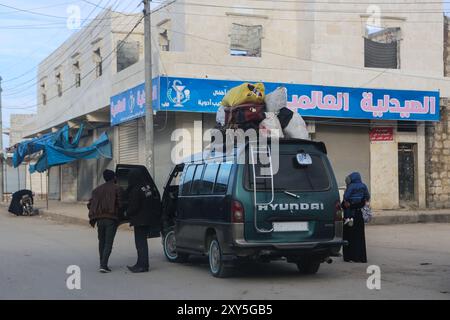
[126,169,159,273]
[342,172,370,263]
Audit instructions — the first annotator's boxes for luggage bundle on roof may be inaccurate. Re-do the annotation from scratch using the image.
[215,83,309,140]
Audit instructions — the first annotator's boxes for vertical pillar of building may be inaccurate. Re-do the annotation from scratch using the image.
[417,122,426,208]
[369,121,399,210]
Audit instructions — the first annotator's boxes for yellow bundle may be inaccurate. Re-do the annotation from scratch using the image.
[221,83,265,108]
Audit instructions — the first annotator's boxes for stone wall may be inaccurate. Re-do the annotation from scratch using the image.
[445,16,449,77]
[425,98,450,208]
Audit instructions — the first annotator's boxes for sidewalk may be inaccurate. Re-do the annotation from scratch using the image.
[0,200,132,230]
[2,199,450,227]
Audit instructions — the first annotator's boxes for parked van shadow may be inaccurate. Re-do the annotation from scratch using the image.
[182,256,334,279]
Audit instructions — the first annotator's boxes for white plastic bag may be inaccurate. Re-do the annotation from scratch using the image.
[265,87,287,113]
[362,203,373,223]
[216,106,225,126]
[283,112,309,140]
[259,112,284,138]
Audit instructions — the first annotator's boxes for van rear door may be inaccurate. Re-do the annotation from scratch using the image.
[115,164,161,224]
[243,151,339,243]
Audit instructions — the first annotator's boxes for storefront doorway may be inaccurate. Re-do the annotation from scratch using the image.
[398,143,417,205]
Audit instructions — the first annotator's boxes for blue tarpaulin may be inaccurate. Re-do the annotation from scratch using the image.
[13,124,112,173]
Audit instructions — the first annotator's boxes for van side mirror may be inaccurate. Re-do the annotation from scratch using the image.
[296,153,312,166]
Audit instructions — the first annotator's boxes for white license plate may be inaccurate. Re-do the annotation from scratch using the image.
[273,222,309,232]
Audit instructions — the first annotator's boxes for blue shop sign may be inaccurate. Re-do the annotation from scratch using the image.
[110,78,160,126]
[110,76,439,126]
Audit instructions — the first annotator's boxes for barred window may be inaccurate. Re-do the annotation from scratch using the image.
[364,27,401,69]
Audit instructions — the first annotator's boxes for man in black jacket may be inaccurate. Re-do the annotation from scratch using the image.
[126,169,160,273]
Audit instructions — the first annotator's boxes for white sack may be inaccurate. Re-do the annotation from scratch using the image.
[265,87,287,113]
[284,112,309,140]
[259,112,284,138]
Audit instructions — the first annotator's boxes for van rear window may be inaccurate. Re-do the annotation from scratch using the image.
[246,154,331,192]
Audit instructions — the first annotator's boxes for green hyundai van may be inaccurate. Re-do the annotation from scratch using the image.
[161,138,345,277]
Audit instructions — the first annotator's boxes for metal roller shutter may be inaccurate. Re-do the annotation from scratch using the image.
[48,166,60,200]
[314,123,370,189]
[119,120,139,164]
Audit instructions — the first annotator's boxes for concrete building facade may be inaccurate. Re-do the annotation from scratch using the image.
[10,1,450,210]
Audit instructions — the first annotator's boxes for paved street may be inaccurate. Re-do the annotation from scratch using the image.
[0,209,449,300]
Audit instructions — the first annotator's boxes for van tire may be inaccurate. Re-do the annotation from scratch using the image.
[296,260,321,274]
[208,236,228,278]
[163,230,188,263]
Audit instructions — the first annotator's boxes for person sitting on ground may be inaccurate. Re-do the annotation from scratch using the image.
[8,189,34,216]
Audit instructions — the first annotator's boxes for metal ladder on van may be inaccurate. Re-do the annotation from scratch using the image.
[249,144,274,233]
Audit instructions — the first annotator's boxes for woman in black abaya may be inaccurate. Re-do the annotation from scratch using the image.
[342,172,370,263]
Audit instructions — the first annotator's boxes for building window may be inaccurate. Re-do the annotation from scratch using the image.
[158,20,171,52]
[230,23,262,57]
[364,27,401,69]
[116,40,140,73]
[40,83,47,105]
[73,61,81,87]
[55,73,62,97]
[93,48,103,77]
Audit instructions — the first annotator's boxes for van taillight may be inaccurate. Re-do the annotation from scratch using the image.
[335,200,343,221]
[231,200,245,223]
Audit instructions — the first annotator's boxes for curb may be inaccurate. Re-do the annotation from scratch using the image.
[38,209,133,231]
[0,203,132,231]
[371,213,450,225]
[39,209,90,227]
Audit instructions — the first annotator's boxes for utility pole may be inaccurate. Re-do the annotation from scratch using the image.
[0,76,4,202]
[143,0,155,177]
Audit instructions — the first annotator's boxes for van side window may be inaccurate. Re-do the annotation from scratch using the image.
[214,163,232,194]
[181,165,196,195]
[190,164,205,195]
[199,164,219,194]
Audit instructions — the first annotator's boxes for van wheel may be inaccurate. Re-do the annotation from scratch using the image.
[296,260,321,274]
[208,236,228,278]
[163,230,188,263]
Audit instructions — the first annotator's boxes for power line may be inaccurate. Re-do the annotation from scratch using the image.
[0,0,120,85]
[0,0,102,82]
[170,1,449,14]
[156,24,450,84]
[2,0,442,92]
[1,0,136,93]
[0,1,78,15]
[0,1,139,21]
[1,0,169,90]
[14,15,145,134]
[3,3,137,112]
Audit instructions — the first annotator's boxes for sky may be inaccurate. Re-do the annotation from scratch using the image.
[0,0,449,148]
[0,0,146,147]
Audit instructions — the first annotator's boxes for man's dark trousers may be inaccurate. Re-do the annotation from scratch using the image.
[97,218,118,268]
[134,226,149,268]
